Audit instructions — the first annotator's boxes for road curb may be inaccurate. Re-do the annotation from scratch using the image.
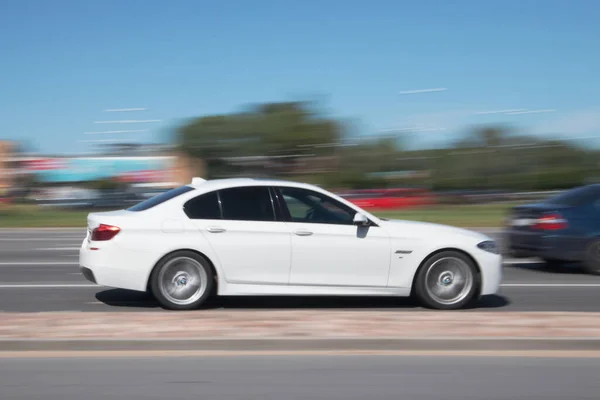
[2,338,600,352]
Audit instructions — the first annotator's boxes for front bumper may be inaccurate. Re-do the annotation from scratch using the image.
[478,251,503,296]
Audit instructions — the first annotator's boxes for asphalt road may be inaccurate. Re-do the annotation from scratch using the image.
[1,228,600,312]
[2,355,600,400]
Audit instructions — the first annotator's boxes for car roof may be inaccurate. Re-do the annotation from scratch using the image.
[188,177,323,193]
[167,177,382,224]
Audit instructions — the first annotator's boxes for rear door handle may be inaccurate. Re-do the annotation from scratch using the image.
[294,229,313,236]
[207,226,226,233]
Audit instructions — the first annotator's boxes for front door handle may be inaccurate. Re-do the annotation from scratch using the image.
[294,229,313,236]
[207,226,226,233]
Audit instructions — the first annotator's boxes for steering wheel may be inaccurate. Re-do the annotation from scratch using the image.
[305,208,314,220]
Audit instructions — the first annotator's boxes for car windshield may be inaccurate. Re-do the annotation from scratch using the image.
[127,186,194,211]
[545,185,600,206]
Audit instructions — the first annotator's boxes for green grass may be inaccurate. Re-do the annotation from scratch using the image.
[0,203,516,228]
[0,206,88,228]
[374,203,515,227]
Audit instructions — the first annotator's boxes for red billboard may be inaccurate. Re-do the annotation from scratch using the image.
[25,159,66,171]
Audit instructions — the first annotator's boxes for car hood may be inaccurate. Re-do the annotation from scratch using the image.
[379,219,490,242]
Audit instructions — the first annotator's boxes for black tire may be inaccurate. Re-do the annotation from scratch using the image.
[583,239,600,275]
[414,250,480,310]
[150,250,214,310]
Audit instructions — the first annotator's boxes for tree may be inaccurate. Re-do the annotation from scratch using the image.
[176,101,344,178]
[176,102,600,191]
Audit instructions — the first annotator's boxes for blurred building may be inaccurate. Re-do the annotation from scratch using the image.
[1,142,206,195]
[0,141,21,196]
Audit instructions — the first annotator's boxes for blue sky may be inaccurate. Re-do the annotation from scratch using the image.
[2,0,600,153]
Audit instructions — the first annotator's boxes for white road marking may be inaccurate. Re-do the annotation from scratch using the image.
[0,284,99,288]
[34,247,80,251]
[0,283,598,289]
[85,300,153,306]
[0,228,84,231]
[503,259,540,265]
[501,283,600,287]
[0,259,533,267]
[0,238,83,241]
[0,262,79,266]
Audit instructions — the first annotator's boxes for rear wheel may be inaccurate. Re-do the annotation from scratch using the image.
[150,251,214,310]
[583,240,600,275]
[414,250,479,310]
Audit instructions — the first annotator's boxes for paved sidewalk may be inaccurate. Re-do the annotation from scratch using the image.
[1,311,599,339]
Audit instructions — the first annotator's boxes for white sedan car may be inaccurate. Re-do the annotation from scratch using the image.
[79,178,502,310]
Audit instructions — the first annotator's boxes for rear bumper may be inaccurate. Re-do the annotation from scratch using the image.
[505,229,586,262]
[79,239,150,292]
[80,266,97,284]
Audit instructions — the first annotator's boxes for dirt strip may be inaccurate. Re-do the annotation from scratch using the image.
[1,311,600,339]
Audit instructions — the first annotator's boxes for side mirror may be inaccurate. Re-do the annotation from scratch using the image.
[353,213,370,226]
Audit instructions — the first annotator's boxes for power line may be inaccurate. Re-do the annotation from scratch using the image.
[103,108,147,112]
[93,120,162,124]
[505,109,556,115]
[84,130,148,135]
[399,88,447,95]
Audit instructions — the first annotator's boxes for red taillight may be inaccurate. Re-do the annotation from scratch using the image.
[533,213,568,231]
[91,224,121,241]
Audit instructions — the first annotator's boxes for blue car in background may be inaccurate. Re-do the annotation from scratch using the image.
[506,184,600,274]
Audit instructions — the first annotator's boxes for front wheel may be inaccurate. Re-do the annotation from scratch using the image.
[414,251,479,310]
[150,251,214,310]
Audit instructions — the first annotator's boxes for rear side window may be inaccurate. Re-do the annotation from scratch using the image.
[546,185,600,207]
[127,186,194,212]
[219,186,275,221]
[184,191,221,219]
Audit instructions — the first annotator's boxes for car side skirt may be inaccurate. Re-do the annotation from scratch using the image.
[217,281,411,297]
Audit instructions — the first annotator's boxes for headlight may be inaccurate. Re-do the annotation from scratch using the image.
[477,240,500,254]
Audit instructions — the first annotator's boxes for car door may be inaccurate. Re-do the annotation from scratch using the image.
[274,186,392,287]
[184,186,291,285]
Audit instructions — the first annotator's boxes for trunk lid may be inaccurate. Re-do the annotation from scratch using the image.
[508,202,573,230]
[87,210,133,235]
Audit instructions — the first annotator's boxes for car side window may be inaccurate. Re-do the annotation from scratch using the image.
[219,186,276,222]
[278,187,355,225]
[128,185,194,212]
[183,191,221,219]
